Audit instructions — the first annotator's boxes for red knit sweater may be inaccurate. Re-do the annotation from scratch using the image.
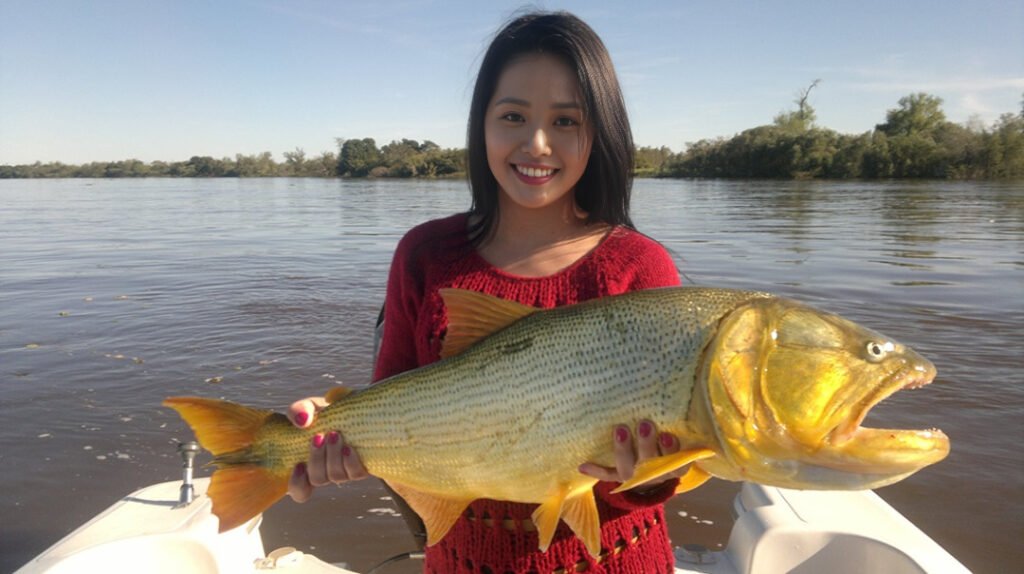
[374,213,682,574]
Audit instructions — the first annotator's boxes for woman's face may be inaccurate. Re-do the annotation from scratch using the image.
[484,54,593,214]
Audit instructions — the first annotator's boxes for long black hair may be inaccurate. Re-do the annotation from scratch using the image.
[466,11,636,244]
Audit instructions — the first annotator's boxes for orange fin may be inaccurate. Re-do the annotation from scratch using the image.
[163,396,288,533]
[386,481,473,547]
[531,489,565,552]
[676,465,712,494]
[531,477,601,555]
[439,288,538,358]
[558,478,601,557]
[207,464,290,533]
[163,396,273,455]
[612,448,716,493]
[324,385,355,405]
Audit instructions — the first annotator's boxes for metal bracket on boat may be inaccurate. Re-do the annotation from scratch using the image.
[175,441,200,508]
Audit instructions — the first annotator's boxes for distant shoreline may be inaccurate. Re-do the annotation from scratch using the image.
[5,92,1023,180]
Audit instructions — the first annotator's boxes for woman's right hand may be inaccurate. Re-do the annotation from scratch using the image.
[286,396,370,503]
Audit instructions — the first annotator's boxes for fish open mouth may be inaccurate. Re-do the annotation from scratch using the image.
[824,362,949,473]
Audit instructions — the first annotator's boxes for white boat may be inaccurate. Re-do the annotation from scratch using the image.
[15,446,970,574]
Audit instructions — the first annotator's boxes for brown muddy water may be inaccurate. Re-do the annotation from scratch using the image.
[1,178,1021,573]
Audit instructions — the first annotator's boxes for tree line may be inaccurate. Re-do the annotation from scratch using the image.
[2,92,1022,179]
[645,90,1024,179]
[0,138,465,179]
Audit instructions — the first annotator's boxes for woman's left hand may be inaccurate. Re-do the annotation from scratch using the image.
[578,420,682,491]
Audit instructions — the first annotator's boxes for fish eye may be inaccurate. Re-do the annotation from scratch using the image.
[865,340,895,361]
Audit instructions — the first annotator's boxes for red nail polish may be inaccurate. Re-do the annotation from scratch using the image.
[293,462,306,478]
[615,427,629,443]
[341,445,352,457]
[327,431,340,445]
[312,434,324,448]
[660,433,674,448]
[638,421,653,438]
[295,412,309,427]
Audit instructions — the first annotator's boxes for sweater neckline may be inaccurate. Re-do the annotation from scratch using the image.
[463,215,621,281]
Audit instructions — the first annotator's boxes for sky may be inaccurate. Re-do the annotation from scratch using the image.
[0,0,1021,165]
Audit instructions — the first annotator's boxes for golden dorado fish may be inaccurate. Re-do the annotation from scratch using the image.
[164,287,949,557]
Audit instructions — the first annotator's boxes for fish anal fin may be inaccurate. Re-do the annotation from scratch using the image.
[612,448,717,494]
[531,489,565,552]
[531,477,600,555]
[676,465,712,494]
[439,288,539,358]
[386,481,472,547]
[559,478,601,557]
[324,385,355,405]
[207,465,289,533]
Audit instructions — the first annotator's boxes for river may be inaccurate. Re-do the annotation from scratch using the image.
[0,178,1021,573]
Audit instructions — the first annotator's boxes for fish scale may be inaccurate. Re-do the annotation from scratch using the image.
[165,286,949,555]
[307,288,765,496]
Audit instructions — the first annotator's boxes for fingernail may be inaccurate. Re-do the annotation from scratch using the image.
[293,462,306,478]
[295,412,309,427]
[327,431,340,445]
[638,421,653,438]
[660,433,674,448]
[341,445,352,457]
[312,434,325,448]
[615,427,629,443]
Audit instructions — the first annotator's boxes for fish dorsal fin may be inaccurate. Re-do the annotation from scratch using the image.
[324,385,355,405]
[531,477,601,556]
[439,288,539,358]
[385,481,473,547]
[611,448,717,494]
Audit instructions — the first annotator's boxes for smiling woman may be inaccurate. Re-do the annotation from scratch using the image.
[484,54,593,212]
[281,10,688,574]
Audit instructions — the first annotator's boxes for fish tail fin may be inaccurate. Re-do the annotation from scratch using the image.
[163,396,291,532]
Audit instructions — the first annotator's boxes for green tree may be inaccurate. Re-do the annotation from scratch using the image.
[876,93,946,137]
[338,138,382,177]
[283,148,307,176]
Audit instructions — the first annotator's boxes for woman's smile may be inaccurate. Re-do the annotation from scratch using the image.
[513,163,559,184]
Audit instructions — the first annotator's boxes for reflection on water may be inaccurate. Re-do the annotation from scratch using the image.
[0,178,1021,573]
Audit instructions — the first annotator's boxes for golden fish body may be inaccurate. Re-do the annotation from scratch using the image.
[165,287,949,556]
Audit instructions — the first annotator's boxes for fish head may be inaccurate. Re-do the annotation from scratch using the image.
[697,297,949,490]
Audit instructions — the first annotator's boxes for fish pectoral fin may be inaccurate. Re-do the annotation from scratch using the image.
[532,477,600,555]
[439,288,539,358]
[675,465,712,494]
[324,385,355,404]
[385,481,472,547]
[611,448,717,494]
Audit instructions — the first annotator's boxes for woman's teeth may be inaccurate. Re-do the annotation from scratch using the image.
[516,165,555,178]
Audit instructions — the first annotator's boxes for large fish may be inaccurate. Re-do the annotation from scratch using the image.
[164,287,949,557]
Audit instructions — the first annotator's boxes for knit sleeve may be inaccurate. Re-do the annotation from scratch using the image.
[628,233,682,289]
[373,232,422,382]
[602,230,682,294]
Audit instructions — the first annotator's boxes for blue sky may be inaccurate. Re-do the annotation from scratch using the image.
[1,0,1021,164]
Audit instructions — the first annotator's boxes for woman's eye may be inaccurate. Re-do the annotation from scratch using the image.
[500,112,525,123]
[554,117,579,127]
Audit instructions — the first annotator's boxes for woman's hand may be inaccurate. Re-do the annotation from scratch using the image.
[578,420,682,491]
[286,396,370,503]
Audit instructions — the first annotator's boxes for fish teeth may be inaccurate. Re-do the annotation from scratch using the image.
[516,165,555,178]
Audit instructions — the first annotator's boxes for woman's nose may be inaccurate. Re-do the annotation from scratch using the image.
[522,127,551,157]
